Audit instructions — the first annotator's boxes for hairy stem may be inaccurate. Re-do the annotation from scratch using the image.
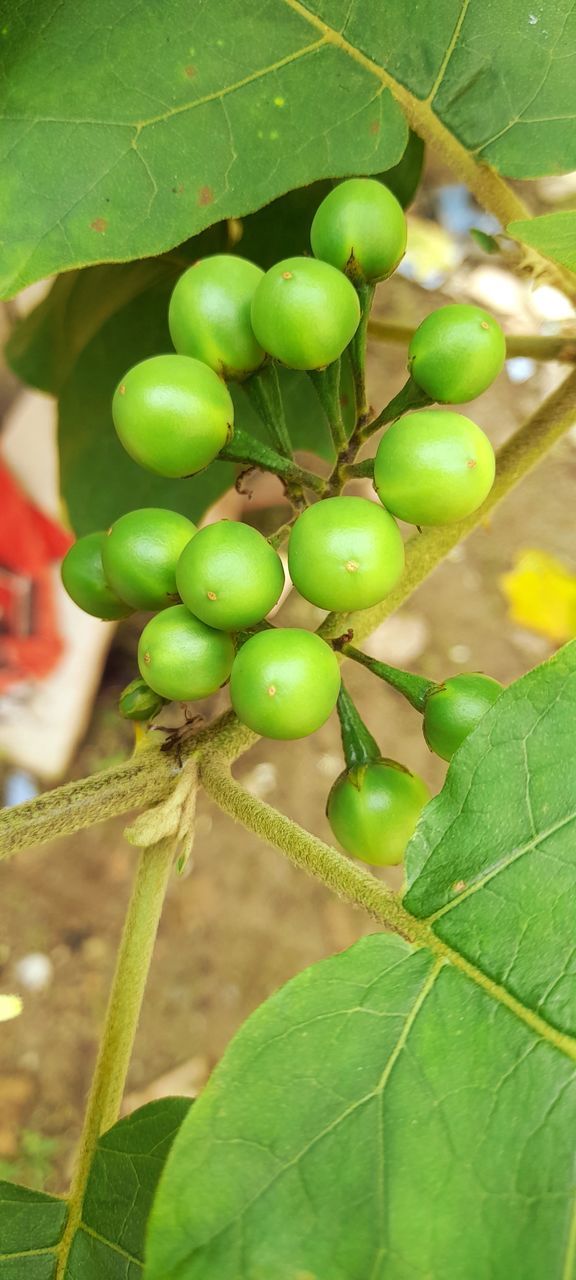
[344,645,433,711]
[368,319,576,363]
[222,426,325,494]
[55,835,176,1274]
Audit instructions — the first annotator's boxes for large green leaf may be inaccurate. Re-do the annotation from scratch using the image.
[508,211,576,275]
[0,1099,190,1277]
[2,1,574,297]
[145,642,576,1279]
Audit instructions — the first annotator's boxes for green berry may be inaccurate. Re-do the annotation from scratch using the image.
[423,673,503,761]
[230,628,341,739]
[176,520,284,631]
[373,409,495,526]
[327,759,429,866]
[250,257,360,371]
[61,532,133,621]
[408,304,506,403]
[168,255,265,380]
[137,605,234,702]
[311,178,407,282]
[112,354,233,478]
[119,677,166,722]
[288,496,404,612]
[102,508,196,611]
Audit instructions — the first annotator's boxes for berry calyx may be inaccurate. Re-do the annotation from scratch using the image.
[327,759,430,866]
[176,520,284,631]
[373,409,495,526]
[408,304,506,403]
[112,354,233,478]
[311,178,407,282]
[423,673,503,761]
[168,255,265,380]
[250,257,360,370]
[102,508,196,611]
[137,605,234,702]
[230,628,341,739]
[288,496,404,612]
[61,532,133,621]
[119,677,166,722]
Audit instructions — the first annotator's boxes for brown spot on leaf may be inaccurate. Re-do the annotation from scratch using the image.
[185,64,196,78]
[452,879,466,893]
[369,120,380,134]
[90,217,108,233]
[198,185,214,207]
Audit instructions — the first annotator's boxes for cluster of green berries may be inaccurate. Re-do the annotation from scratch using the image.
[61,176,507,868]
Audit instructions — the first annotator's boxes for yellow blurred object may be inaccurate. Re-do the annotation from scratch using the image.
[0,994,23,1023]
[403,215,461,287]
[500,550,576,642]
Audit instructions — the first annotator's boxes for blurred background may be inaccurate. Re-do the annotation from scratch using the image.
[1,154,576,1193]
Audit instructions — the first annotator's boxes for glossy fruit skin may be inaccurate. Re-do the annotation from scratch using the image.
[137,605,234,702]
[168,255,265,380]
[102,508,196,611]
[61,533,133,621]
[327,759,430,866]
[230,628,341,739]
[423,673,503,761]
[119,677,166,722]
[250,257,360,370]
[288,496,404,612]
[112,354,234,478]
[408,304,506,403]
[373,409,495,526]
[176,520,284,631]
[311,178,407,282]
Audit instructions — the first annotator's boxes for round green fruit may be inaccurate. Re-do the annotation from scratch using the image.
[423,673,503,761]
[408,304,506,403]
[311,178,406,282]
[250,257,360,370]
[168,255,265,380]
[112,354,233,478]
[61,532,133,621]
[119,677,166,722]
[327,759,430,866]
[288,496,404,612]
[373,409,495,526]
[137,605,234,702]
[230,628,341,739]
[176,520,284,631]
[102,508,196,611]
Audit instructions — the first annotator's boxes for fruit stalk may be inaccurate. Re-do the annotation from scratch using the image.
[244,361,293,457]
[309,359,347,451]
[343,644,433,711]
[221,426,325,494]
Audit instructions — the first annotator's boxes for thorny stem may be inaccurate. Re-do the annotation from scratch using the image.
[55,834,176,1275]
[367,319,576,364]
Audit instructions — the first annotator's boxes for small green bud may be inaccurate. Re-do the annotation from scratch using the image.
[119,678,166,722]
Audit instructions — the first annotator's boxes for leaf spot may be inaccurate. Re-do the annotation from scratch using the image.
[452,879,466,892]
[273,95,286,107]
[185,65,196,78]
[369,120,380,134]
[90,217,108,233]
[198,185,214,207]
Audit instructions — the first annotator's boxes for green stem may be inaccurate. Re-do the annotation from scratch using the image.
[309,361,347,451]
[350,282,375,422]
[368,319,576,364]
[344,645,433,712]
[341,457,374,482]
[222,426,325,494]
[336,683,381,769]
[55,835,176,1275]
[363,375,431,440]
[321,366,576,641]
[244,362,292,457]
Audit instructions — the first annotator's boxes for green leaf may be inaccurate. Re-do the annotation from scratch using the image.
[0,1099,191,1278]
[145,642,576,1279]
[507,211,576,274]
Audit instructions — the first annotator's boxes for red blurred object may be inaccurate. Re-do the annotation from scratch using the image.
[0,464,72,691]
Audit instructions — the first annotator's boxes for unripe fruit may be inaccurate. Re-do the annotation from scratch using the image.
[230,628,341,739]
[423,673,503,761]
[137,605,234,702]
[168,255,265,380]
[112,354,233,478]
[311,178,407,282]
[288,496,404,612]
[102,508,196,611]
[119,677,166,722]
[61,532,133,621]
[408,304,506,403]
[327,759,429,866]
[176,520,284,631]
[250,257,360,370]
[373,409,495,526]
